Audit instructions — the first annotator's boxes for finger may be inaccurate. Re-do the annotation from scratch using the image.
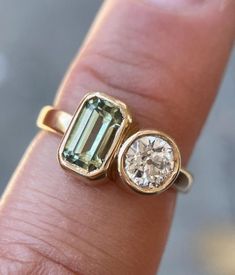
[56,0,235,161]
[0,1,235,275]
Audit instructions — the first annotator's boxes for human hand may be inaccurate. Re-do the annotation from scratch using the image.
[0,0,235,274]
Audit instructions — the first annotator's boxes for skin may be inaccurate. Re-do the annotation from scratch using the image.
[0,0,235,274]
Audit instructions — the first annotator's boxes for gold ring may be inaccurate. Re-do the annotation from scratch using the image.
[37,92,193,195]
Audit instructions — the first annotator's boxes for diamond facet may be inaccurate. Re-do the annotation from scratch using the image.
[124,135,175,190]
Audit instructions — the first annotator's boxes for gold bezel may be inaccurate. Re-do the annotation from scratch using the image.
[117,130,181,195]
[58,92,132,180]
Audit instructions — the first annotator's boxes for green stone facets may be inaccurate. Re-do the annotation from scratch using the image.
[61,96,124,173]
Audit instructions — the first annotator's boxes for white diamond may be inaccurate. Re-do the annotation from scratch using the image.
[125,135,174,189]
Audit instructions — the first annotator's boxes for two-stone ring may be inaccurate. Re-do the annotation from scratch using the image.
[37,92,193,195]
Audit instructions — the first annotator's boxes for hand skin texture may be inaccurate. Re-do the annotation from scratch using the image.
[0,0,235,274]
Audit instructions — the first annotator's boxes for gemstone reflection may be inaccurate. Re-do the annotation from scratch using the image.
[62,96,123,172]
[124,135,175,188]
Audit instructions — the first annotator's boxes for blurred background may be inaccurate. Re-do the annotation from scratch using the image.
[0,1,234,274]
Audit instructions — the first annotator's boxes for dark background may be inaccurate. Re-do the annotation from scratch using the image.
[0,1,234,274]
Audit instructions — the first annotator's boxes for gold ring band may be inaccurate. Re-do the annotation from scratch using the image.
[37,106,72,135]
[37,92,193,195]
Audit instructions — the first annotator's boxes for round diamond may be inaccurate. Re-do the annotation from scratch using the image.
[124,135,175,189]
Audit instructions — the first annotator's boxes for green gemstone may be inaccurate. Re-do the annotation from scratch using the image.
[62,96,123,172]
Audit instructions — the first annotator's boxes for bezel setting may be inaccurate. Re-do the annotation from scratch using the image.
[58,92,132,180]
[118,130,181,194]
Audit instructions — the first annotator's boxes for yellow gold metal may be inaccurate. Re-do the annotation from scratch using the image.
[37,106,72,135]
[37,92,193,194]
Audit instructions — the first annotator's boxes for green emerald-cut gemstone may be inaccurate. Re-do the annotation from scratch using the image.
[62,96,123,172]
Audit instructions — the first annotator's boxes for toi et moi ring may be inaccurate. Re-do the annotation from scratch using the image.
[37,92,193,195]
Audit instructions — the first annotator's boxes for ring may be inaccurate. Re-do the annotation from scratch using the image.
[37,92,193,195]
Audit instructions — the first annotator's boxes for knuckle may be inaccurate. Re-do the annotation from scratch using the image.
[70,44,176,124]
